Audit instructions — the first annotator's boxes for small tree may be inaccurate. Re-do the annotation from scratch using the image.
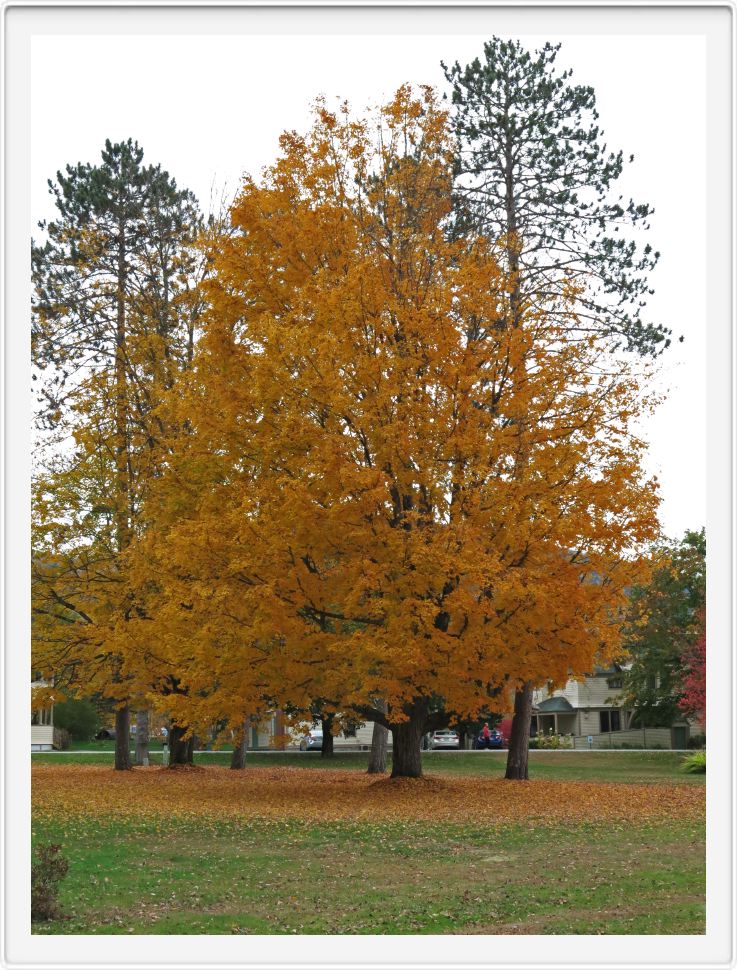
[51,698,100,742]
[679,614,706,729]
[621,529,705,726]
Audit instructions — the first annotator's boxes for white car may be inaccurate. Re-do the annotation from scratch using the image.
[299,730,323,751]
[428,730,460,750]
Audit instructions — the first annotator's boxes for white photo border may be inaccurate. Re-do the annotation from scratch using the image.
[3,2,734,968]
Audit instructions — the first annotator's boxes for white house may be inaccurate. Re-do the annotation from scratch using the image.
[532,665,693,749]
[31,680,56,751]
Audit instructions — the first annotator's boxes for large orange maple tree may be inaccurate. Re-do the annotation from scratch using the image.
[127,86,660,776]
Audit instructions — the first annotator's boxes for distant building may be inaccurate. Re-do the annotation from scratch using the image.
[532,665,694,749]
[31,680,56,750]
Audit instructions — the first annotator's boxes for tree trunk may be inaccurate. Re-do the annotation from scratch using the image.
[135,709,149,766]
[390,708,427,778]
[114,705,132,771]
[230,718,249,770]
[169,723,192,766]
[368,700,389,774]
[505,682,534,780]
[320,715,335,758]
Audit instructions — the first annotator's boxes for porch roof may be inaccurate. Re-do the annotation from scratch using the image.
[535,697,574,713]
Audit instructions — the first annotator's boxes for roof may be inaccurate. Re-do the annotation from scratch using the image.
[591,662,627,676]
[535,697,574,713]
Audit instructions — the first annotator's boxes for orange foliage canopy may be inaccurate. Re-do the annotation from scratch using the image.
[120,86,660,736]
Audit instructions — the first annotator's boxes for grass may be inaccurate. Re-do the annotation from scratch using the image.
[32,748,706,784]
[31,752,705,935]
[681,750,707,774]
[31,814,704,935]
[67,739,167,752]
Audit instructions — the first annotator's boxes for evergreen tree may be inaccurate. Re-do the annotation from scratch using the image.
[32,140,203,770]
[443,38,670,354]
[443,39,669,778]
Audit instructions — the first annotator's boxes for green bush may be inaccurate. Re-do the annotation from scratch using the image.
[52,699,100,742]
[531,731,572,750]
[688,733,706,749]
[681,750,706,773]
[32,843,69,921]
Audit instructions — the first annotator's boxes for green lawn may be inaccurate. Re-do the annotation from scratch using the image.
[32,814,704,935]
[32,751,704,935]
[33,748,704,783]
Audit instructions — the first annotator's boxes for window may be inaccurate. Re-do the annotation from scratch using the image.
[607,677,623,689]
[599,710,621,733]
[342,722,359,739]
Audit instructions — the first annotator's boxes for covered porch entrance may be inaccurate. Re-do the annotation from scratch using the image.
[531,696,576,737]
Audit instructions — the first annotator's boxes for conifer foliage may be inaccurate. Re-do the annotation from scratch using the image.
[443,38,669,355]
[443,38,669,777]
[32,140,203,769]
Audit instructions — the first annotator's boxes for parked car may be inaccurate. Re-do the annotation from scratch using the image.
[95,728,116,740]
[299,730,323,751]
[475,728,505,750]
[428,730,460,750]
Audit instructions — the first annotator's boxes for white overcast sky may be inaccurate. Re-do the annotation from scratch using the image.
[31,32,707,542]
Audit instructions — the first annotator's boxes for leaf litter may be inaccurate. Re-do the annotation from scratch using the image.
[33,764,704,827]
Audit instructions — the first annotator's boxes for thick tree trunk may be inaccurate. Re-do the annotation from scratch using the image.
[320,715,335,758]
[368,701,389,775]
[114,705,132,771]
[505,682,534,780]
[135,709,149,766]
[169,724,193,766]
[230,718,249,770]
[390,707,427,778]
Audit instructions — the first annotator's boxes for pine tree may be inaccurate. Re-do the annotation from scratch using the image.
[443,39,668,778]
[443,38,669,354]
[32,140,202,770]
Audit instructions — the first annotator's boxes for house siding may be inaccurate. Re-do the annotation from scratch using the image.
[532,672,692,748]
[31,725,55,751]
[334,723,375,748]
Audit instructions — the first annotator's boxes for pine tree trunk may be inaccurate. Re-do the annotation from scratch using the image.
[368,700,389,774]
[113,222,132,556]
[169,724,192,766]
[230,718,249,770]
[135,709,149,766]
[390,709,426,778]
[114,705,132,771]
[320,715,335,758]
[505,682,533,780]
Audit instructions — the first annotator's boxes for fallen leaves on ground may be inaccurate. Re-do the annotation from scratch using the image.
[32,765,704,827]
